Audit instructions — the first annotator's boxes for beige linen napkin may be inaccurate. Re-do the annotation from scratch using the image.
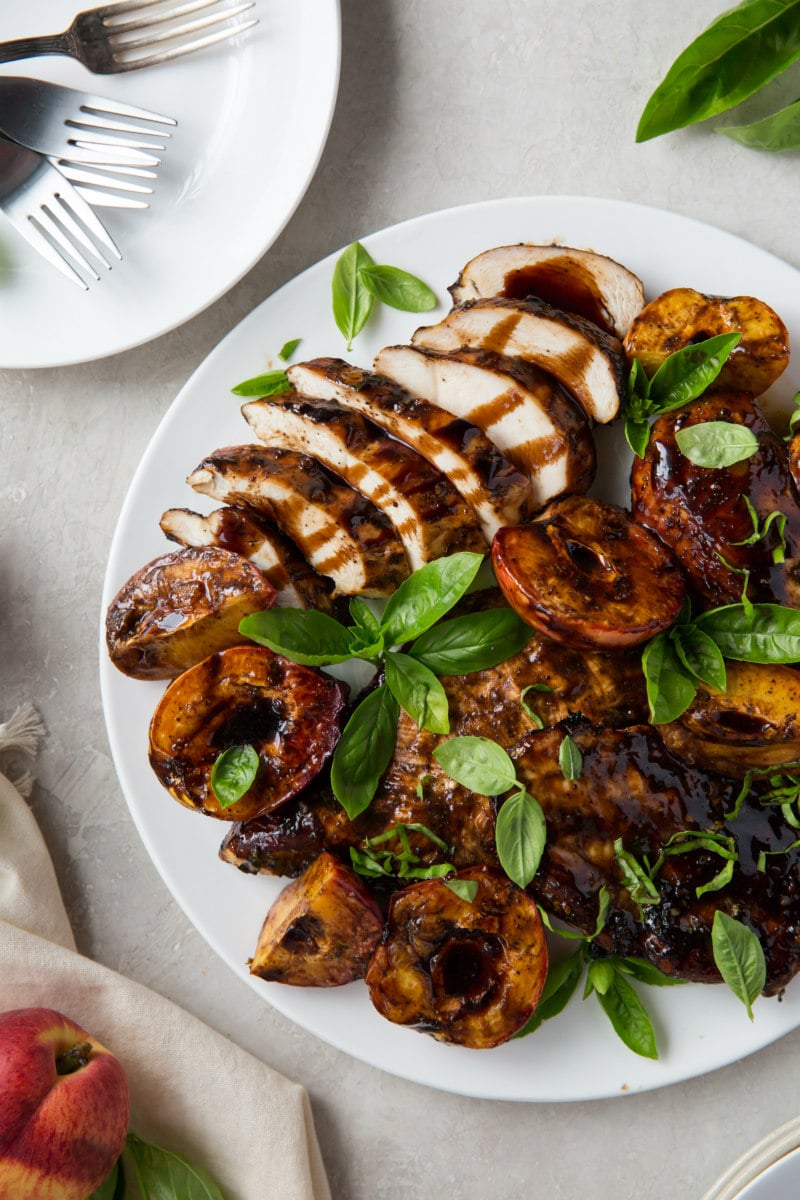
[0,706,331,1200]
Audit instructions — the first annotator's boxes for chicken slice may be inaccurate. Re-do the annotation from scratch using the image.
[286,358,534,538]
[374,344,595,506]
[187,445,409,597]
[159,506,339,613]
[412,296,626,424]
[242,392,486,570]
[449,243,645,338]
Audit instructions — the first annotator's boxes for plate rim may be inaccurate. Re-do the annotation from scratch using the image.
[700,1117,800,1200]
[100,193,800,1101]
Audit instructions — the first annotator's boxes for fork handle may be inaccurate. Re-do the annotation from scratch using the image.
[0,33,72,65]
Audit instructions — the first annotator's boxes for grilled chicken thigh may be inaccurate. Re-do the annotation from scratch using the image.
[631,392,800,609]
[242,391,486,569]
[374,344,595,506]
[412,297,626,424]
[449,243,645,338]
[285,358,534,538]
[187,445,409,597]
[159,506,339,613]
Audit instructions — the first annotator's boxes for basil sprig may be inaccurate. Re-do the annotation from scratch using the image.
[675,421,759,468]
[125,1133,223,1200]
[624,333,741,456]
[433,736,545,889]
[349,822,454,881]
[636,0,800,146]
[332,240,437,348]
[584,958,659,1059]
[731,498,788,565]
[711,911,766,1020]
[210,744,259,808]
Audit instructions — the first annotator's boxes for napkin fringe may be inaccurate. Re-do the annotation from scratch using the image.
[0,704,44,796]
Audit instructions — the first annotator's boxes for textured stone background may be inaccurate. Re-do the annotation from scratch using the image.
[2,2,799,1197]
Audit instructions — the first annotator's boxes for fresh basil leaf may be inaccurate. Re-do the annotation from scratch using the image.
[409,607,530,675]
[519,684,551,729]
[642,632,698,724]
[278,337,302,362]
[647,334,741,414]
[625,416,651,458]
[383,651,450,735]
[380,552,484,646]
[696,859,735,898]
[614,838,660,917]
[125,1133,223,1200]
[210,744,259,808]
[711,910,766,1020]
[627,357,651,409]
[394,821,450,852]
[445,878,479,903]
[239,608,354,666]
[636,0,800,142]
[332,241,376,349]
[231,369,291,397]
[695,602,800,663]
[675,420,759,468]
[558,734,583,781]
[787,391,800,438]
[331,685,399,819]
[433,735,518,795]
[591,967,659,1059]
[538,885,610,941]
[495,788,547,888]
[349,597,381,635]
[615,957,686,988]
[350,846,393,878]
[87,1162,122,1200]
[359,263,438,313]
[515,950,584,1037]
[585,958,616,997]
[671,624,727,692]
[415,773,434,799]
[720,94,800,150]
[725,771,755,821]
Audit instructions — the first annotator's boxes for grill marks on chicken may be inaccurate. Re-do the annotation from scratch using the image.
[631,392,800,609]
[373,344,596,506]
[187,444,409,597]
[241,391,486,570]
[286,358,534,538]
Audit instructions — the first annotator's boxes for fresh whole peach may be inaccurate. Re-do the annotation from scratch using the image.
[0,1007,130,1200]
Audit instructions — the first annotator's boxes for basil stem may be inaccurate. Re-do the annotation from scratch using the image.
[711,911,766,1020]
[331,685,399,819]
[636,0,800,142]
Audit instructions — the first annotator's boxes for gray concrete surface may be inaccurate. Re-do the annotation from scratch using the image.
[3,2,799,1197]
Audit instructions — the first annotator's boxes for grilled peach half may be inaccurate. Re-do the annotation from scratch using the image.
[623,287,789,396]
[492,496,685,649]
[148,645,348,820]
[366,866,547,1048]
[106,545,275,679]
[249,852,384,986]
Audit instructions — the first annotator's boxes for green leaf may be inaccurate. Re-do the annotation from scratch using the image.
[495,788,547,888]
[614,838,660,917]
[647,333,741,413]
[379,552,484,646]
[519,683,552,729]
[445,878,479,903]
[87,1162,123,1200]
[383,651,450,734]
[558,734,583,781]
[210,744,259,808]
[278,337,302,362]
[675,420,759,468]
[671,624,727,691]
[231,369,290,397]
[590,967,659,1059]
[433,735,518,795]
[627,357,651,409]
[719,94,800,150]
[331,685,399,819]
[636,0,800,142]
[125,1133,223,1200]
[711,910,766,1020]
[642,632,698,724]
[695,602,800,663]
[625,416,651,458]
[332,241,376,349]
[239,608,354,666]
[348,597,381,635]
[515,950,584,1037]
[538,885,610,941]
[359,264,438,312]
[615,957,686,987]
[409,607,530,675]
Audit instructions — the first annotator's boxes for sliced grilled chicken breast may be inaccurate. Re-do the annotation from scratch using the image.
[286,358,534,538]
[187,445,409,597]
[242,392,486,569]
[449,243,645,338]
[374,344,595,505]
[159,506,338,613]
[412,297,626,424]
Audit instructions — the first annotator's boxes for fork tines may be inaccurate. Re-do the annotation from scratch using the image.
[23,183,121,290]
[100,0,258,69]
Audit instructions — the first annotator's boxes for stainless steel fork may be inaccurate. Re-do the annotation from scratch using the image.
[0,0,258,74]
[0,139,121,289]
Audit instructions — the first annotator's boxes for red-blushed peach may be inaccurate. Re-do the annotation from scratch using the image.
[0,1007,129,1200]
